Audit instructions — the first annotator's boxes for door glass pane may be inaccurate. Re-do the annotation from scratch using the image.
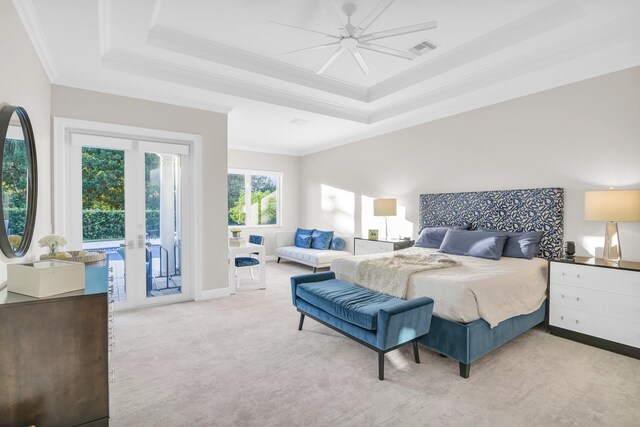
[81,147,126,302]
[146,152,182,298]
[250,175,278,225]
[228,173,246,226]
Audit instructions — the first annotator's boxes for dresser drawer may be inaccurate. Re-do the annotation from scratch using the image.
[354,240,393,255]
[550,283,640,322]
[550,304,640,348]
[550,262,640,297]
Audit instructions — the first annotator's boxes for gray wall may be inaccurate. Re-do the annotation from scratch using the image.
[0,0,52,282]
[51,85,229,291]
[228,149,300,256]
[300,67,640,261]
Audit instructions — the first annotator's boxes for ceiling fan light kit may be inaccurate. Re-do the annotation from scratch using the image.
[273,0,437,75]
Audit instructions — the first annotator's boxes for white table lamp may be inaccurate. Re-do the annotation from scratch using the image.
[374,198,397,240]
[585,189,640,264]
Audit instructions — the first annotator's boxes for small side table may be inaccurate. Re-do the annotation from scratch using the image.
[354,237,414,256]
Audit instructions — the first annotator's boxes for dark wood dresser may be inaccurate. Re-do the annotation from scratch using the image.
[0,262,110,426]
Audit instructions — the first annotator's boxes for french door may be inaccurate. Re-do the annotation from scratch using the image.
[66,133,191,309]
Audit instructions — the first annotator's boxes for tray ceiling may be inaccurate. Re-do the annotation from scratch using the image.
[15,0,640,155]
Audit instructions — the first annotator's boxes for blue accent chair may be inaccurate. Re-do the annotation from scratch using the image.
[291,272,434,380]
[234,235,264,289]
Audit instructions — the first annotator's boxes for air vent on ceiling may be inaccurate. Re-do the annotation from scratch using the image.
[408,40,437,56]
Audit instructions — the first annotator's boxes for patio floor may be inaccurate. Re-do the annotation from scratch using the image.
[84,240,182,302]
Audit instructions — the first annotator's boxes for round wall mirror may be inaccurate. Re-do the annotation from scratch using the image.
[0,105,38,258]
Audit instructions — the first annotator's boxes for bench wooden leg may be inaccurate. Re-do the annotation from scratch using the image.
[277,257,281,263]
[412,340,420,364]
[298,313,305,331]
[313,267,317,273]
[459,362,470,379]
[378,352,385,381]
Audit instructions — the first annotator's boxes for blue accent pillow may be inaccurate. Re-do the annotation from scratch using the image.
[311,230,334,250]
[415,224,470,248]
[478,227,544,259]
[439,229,508,260]
[330,236,346,251]
[295,228,314,248]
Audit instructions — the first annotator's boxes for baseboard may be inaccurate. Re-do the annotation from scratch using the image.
[197,287,230,301]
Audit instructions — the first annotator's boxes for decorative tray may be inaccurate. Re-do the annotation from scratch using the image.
[40,250,107,264]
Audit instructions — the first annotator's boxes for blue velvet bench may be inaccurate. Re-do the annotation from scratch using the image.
[291,272,434,380]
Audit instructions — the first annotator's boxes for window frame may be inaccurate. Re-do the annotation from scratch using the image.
[227,168,282,228]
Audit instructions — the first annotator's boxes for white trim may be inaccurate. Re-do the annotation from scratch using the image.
[12,0,59,82]
[138,140,189,155]
[97,0,111,57]
[197,287,230,301]
[101,49,370,124]
[146,24,369,101]
[53,117,204,307]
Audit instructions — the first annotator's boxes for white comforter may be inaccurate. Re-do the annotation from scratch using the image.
[331,247,547,328]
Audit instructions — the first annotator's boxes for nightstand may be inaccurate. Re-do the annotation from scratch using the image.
[354,237,414,255]
[548,257,640,359]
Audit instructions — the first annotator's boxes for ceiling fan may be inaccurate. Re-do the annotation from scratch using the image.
[272,0,437,75]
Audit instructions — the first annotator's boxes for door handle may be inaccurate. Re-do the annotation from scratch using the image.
[137,234,145,249]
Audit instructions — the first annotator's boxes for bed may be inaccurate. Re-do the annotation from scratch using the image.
[332,187,564,378]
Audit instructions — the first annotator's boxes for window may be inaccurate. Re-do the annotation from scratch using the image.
[228,169,281,227]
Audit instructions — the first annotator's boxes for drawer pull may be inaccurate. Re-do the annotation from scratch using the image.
[576,274,581,279]
[560,316,564,320]
[575,320,579,324]
[561,294,565,299]
[561,272,565,276]
[576,297,580,302]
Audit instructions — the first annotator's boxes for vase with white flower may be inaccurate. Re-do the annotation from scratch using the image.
[38,234,68,257]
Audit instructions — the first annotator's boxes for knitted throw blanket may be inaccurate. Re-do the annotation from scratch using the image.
[356,250,459,298]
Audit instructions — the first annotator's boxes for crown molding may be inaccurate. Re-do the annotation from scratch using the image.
[369,14,640,122]
[53,75,234,115]
[101,49,370,123]
[12,0,59,82]
[146,24,369,102]
[368,0,586,101]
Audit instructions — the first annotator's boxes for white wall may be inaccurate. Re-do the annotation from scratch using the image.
[51,85,229,291]
[228,149,300,256]
[300,67,640,262]
[0,0,52,283]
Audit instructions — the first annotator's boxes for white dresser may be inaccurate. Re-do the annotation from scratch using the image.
[354,238,414,255]
[549,257,640,359]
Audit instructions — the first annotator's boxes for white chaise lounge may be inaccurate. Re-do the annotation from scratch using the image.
[276,231,353,272]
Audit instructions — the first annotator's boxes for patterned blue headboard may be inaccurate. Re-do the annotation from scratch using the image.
[419,188,564,259]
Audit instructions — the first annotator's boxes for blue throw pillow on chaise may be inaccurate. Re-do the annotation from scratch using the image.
[311,230,334,250]
[295,228,314,248]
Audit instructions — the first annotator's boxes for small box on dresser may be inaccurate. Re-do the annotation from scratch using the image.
[549,257,640,359]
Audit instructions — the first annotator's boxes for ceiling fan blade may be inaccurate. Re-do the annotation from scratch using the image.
[270,21,340,39]
[321,0,347,36]
[349,46,370,75]
[353,0,396,38]
[277,42,339,56]
[317,45,345,74]
[358,42,415,60]
[359,21,437,42]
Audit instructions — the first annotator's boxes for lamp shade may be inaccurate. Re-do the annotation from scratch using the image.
[585,190,640,222]
[373,198,397,217]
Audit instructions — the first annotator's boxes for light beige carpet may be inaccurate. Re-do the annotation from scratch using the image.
[110,261,640,426]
